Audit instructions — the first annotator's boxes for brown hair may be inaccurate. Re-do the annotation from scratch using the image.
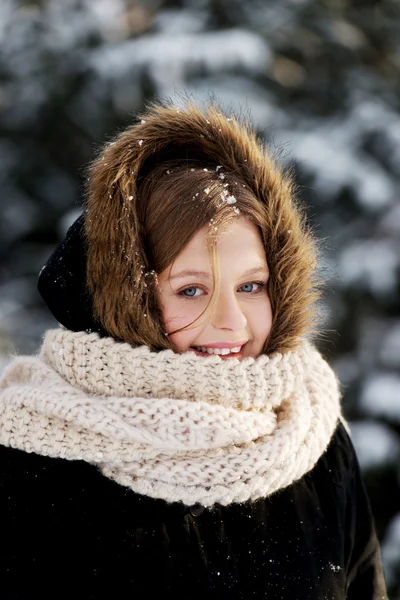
[85,101,320,355]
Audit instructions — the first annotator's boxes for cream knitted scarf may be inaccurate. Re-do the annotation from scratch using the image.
[0,328,341,507]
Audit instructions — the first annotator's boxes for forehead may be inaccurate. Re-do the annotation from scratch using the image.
[188,217,263,247]
[173,217,267,269]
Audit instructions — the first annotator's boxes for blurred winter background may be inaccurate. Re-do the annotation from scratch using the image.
[0,0,399,593]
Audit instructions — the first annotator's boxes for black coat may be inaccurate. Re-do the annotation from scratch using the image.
[0,422,387,600]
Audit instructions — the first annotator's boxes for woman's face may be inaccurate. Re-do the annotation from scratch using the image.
[156,217,272,360]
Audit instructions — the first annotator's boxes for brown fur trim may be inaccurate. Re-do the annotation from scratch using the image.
[85,100,320,354]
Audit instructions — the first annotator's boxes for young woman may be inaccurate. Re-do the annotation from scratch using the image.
[0,101,387,599]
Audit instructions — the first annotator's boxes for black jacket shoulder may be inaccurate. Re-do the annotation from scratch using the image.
[0,423,387,600]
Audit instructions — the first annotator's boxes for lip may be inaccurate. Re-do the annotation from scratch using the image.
[190,342,248,360]
[192,341,248,349]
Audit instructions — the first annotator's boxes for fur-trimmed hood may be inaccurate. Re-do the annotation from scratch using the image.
[38,100,320,354]
[84,101,319,354]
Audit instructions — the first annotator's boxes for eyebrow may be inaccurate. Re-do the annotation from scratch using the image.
[169,266,269,281]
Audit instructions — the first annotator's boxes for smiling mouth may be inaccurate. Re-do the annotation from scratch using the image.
[190,344,246,357]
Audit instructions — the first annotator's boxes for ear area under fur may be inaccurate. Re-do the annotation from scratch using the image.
[84,100,321,354]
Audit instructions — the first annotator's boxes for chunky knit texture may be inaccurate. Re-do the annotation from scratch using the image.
[0,328,341,506]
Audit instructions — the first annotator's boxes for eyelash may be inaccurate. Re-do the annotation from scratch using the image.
[178,281,268,300]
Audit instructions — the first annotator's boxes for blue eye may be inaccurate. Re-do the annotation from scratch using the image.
[179,281,266,300]
[178,286,206,300]
[182,287,200,297]
[239,282,266,294]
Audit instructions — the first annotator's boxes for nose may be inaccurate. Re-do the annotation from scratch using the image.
[211,289,247,331]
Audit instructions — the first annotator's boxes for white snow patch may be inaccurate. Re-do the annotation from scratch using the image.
[338,240,399,297]
[288,129,394,209]
[360,374,400,422]
[186,76,279,128]
[154,8,207,35]
[349,420,400,470]
[380,322,400,369]
[284,100,399,211]
[90,29,271,97]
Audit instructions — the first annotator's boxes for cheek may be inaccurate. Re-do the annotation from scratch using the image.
[158,294,205,350]
[162,300,202,334]
[168,319,206,353]
[247,297,273,342]
[169,330,196,352]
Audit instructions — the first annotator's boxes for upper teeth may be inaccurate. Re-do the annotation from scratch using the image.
[194,346,242,355]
